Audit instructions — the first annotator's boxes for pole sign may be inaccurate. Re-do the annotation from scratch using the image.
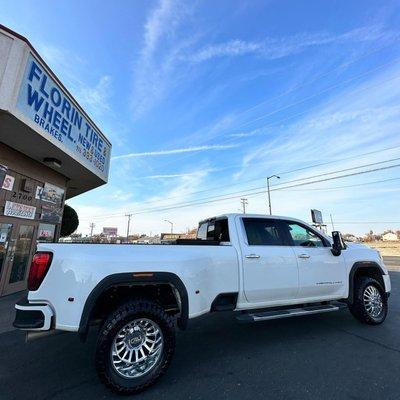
[16,54,111,181]
[311,209,323,224]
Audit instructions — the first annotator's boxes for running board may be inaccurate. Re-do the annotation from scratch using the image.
[237,304,343,323]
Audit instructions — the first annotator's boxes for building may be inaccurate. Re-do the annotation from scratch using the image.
[382,232,398,241]
[0,25,111,296]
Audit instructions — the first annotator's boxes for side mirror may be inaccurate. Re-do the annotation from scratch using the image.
[331,231,346,256]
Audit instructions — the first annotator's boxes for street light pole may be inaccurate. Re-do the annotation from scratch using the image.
[266,175,280,215]
[164,219,173,234]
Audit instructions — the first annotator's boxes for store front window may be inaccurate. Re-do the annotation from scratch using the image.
[37,223,56,243]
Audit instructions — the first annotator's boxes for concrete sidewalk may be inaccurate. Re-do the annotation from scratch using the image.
[0,291,25,334]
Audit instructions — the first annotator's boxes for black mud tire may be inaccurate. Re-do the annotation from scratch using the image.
[348,277,388,325]
[95,299,176,395]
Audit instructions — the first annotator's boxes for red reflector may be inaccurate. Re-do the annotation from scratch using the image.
[28,252,53,291]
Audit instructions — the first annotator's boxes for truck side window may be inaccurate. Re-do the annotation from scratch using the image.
[243,218,286,246]
[212,219,229,241]
[197,223,208,240]
[286,223,325,247]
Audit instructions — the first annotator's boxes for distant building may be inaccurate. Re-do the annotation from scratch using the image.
[382,232,398,241]
[133,236,161,244]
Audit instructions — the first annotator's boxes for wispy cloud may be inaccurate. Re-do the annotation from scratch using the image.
[37,43,113,116]
[112,143,238,160]
[187,25,399,63]
[76,75,112,113]
[131,0,192,118]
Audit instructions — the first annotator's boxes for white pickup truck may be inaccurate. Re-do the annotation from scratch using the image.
[14,213,391,394]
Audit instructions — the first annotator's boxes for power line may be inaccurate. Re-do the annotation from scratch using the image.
[280,176,400,191]
[122,144,400,207]
[80,162,400,220]
[83,157,400,219]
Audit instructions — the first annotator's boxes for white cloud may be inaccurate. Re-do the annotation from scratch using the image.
[75,75,112,114]
[37,43,113,117]
[131,0,192,118]
[112,143,238,160]
[187,25,399,63]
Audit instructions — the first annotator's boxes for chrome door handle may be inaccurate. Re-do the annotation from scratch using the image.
[245,254,261,259]
[298,254,310,259]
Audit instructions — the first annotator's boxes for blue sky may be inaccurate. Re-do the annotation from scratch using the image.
[1,0,400,236]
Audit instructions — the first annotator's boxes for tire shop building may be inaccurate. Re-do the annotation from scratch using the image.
[0,25,111,296]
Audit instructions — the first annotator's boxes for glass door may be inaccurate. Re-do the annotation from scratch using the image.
[0,221,36,296]
[0,223,13,278]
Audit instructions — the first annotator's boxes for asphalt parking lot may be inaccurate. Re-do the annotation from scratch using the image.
[0,272,399,400]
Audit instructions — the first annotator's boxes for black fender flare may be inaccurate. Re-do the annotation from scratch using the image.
[78,272,188,341]
[347,261,386,304]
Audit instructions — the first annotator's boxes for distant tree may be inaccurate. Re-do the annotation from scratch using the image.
[60,204,79,237]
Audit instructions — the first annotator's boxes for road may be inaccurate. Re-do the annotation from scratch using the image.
[1,273,399,400]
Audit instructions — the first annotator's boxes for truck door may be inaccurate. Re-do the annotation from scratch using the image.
[241,217,299,304]
[283,221,347,300]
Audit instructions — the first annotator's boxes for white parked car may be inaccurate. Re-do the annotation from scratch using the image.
[14,214,391,394]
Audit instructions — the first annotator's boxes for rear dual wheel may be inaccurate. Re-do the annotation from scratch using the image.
[95,299,176,395]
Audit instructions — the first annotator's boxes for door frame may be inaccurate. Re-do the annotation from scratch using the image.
[0,217,38,296]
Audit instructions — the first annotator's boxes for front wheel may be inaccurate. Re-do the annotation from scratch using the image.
[95,299,176,395]
[348,277,388,325]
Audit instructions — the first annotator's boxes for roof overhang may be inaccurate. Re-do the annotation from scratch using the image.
[0,25,112,199]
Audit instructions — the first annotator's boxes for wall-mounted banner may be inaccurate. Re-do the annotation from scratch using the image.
[4,201,36,220]
[0,165,14,191]
[41,183,64,206]
[2,175,15,191]
[41,205,62,224]
[16,54,111,181]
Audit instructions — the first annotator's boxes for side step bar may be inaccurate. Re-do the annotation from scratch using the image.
[237,304,344,323]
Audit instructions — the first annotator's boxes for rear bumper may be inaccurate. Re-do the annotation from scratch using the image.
[13,297,54,331]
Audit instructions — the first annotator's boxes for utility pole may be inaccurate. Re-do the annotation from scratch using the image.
[125,213,133,243]
[240,198,248,214]
[164,219,173,234]
[89,222,95,237]
[266,175,280,215]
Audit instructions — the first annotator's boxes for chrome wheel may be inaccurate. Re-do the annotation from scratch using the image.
[363,285,383,318]
[111,318,164,379]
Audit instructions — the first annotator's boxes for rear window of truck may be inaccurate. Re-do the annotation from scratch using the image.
[197,218,230,242]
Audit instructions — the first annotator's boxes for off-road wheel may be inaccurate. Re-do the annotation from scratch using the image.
[95,299,176,395]
[348,277,388,325]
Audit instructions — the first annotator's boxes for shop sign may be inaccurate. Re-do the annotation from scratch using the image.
[2,175,15,191]
[4,201,36,220]
[41,205,63,224]
[16,54,111,181]
[41,183,64,206]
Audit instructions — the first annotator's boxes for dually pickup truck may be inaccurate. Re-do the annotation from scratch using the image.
[14,213,391,394]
